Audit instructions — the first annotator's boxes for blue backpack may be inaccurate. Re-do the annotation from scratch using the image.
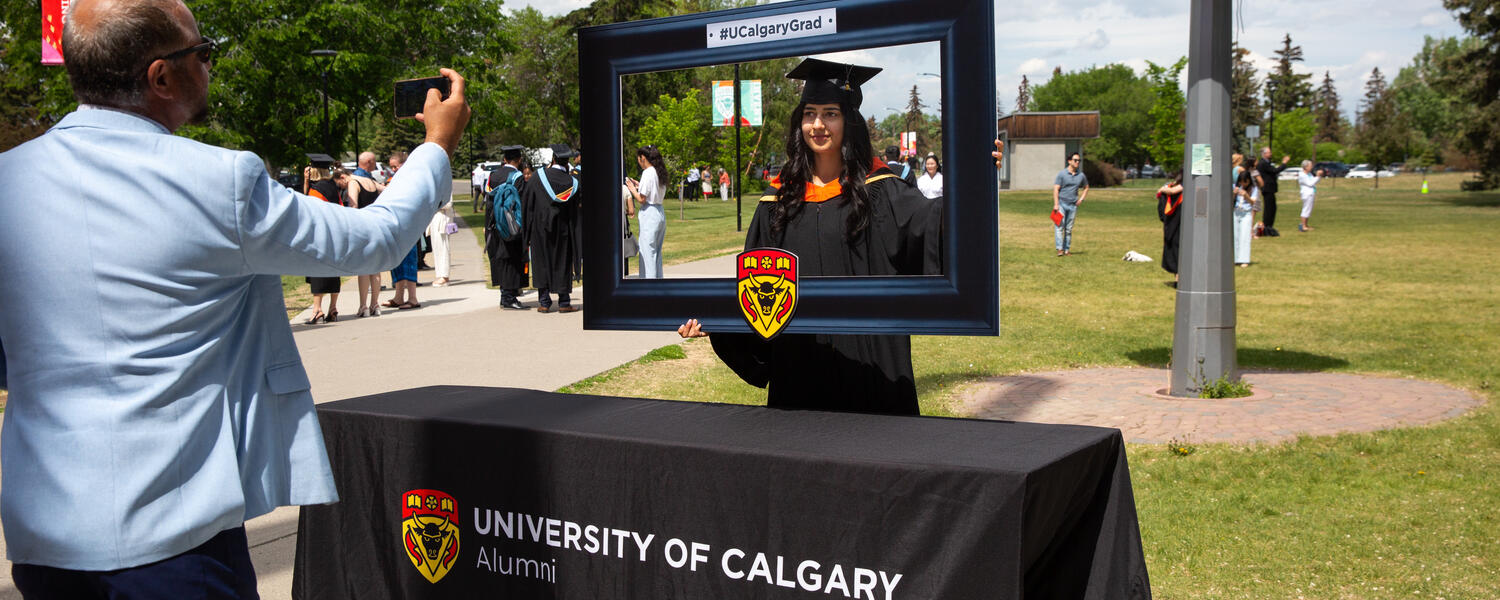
[491,170,525,241]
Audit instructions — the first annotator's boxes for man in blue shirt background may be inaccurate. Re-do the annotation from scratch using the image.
[1052,152,1090,257]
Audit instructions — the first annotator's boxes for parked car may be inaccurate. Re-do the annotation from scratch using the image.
[276,170,302,191]
[1314,161,1351,178]
[1346,166,1396,179]
[1278,168,1301,181]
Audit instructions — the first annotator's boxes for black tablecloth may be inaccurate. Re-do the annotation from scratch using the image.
[293,386,1150,599]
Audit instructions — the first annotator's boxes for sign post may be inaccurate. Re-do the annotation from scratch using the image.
[734,66,742,231]
[714,77,761,231]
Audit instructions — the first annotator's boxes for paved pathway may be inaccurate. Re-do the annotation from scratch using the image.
[957,367,1484,444]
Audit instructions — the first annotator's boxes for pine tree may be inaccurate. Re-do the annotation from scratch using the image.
[1355,67,1404,189]
[1230,43,1261,153]
[1016,75,1031,113]
[1438,0,1500,189]
[1314,71,1343,143]
[1265,34,1314,115]
[904,85,927,156]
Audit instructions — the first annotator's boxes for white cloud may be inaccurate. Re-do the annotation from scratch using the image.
[504,0,592,17]
[1076,28,1110,52]
[1420,12,1448,27]
[1017,58,1048,75]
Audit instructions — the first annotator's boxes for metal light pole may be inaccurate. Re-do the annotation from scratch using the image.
[733,64,744,231]
[311,50,337,155]
[1171,0,1237,396]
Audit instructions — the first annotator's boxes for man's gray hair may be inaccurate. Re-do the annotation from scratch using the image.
[1302,159,1314,169]
[62,0,187,108]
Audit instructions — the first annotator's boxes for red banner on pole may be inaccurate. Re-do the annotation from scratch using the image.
[42,0,69,65]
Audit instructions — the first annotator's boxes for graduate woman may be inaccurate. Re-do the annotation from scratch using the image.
[677,59,996,416]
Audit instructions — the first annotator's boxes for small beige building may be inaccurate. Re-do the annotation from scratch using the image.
[995,111,1101,191]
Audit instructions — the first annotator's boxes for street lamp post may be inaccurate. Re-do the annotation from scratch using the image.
[311,50,338,155]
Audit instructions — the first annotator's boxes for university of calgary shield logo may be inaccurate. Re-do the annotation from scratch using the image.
[402,489,460,583]
[737,248,799,340]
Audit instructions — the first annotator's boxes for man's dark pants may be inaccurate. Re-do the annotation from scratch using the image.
[12,527,258,599]
[1263,189,1278,231]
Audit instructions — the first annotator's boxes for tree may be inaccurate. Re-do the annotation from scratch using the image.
[1230,43,1261,153]
[1394,36,1478,169]
[181,0,511,172]
[0,2,76,152]
[637,89,716,193]
[1354,68,1405,188]
[1030,64,1152,168]
[1270,108,1316,163]
[1015,75,1031,113]
[1313,71,1343,144]
[1436,0,1500,189]
[1265,34,1314,115]
[1144,57,1187,173]
[902,85,930,156]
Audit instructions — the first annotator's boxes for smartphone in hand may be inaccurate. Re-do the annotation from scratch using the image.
[393,76,452,119]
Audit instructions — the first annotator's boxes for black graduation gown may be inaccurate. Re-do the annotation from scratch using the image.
[484,165,529,290]
[523,165,579,291]
[1157,190,1182,275]
[886,160,919,188]
[570,165,585,281]
[709,167,943,416]
[305,179,343,294]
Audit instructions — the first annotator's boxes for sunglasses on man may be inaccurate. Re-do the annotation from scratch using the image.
[155,37,218,66]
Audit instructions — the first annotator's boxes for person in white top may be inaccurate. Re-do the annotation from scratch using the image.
[915,154,944,199]
[1296,159,1325,232]
[625,145,668,278]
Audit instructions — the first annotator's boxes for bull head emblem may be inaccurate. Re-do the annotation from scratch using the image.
[754,274,786,317]
[417,515,452,561]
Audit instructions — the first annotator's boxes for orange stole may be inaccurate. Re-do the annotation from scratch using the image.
[764,159,892,203]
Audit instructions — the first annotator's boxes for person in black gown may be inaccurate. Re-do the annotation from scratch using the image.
[677,58,1005,416]
[303,165,343,323]
[1156,171,1184,284]
[485,145,529,310]
[523,143,581,313]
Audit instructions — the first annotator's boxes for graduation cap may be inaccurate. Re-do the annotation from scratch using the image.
[500,144,524,160]
[550,143,578,160]
[786,57,882,111]
[305,153,336,168]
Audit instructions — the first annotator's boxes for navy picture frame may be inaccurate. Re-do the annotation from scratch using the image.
[579,0,997,335]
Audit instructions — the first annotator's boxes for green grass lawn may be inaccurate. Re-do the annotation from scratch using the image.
[564,171,1500,598]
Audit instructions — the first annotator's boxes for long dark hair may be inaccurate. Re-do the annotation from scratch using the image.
[773,99,875,242]
[636,145,667,183]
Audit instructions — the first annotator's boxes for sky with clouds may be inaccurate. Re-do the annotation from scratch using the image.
[503,0,1468,122]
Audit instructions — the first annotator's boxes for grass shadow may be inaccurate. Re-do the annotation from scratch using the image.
[1430,192,1500,208]
[1124,347,1349,371]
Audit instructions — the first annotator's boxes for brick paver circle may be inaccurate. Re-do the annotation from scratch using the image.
[956,368,1484,444]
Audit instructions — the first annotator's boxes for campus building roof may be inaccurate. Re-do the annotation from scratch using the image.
[995,111,1101,140]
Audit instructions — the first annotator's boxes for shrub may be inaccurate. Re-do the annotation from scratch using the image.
[1081,158,1126,187]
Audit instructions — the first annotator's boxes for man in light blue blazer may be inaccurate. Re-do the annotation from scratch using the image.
[0,0,470,595]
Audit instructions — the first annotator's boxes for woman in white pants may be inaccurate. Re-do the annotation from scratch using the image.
[1297,160,1325,232]
[626,145,668,278]
[427,197,455,286]
[1232,168,1257,266]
